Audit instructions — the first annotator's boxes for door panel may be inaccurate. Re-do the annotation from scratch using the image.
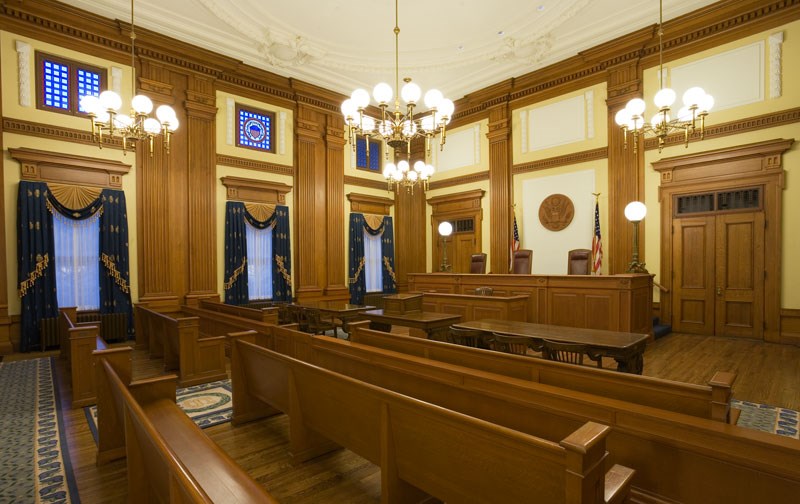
[673,217,715,334]
[453,234,476,273]
[715,212,764,338]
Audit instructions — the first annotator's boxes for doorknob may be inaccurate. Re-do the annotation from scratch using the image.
[716,287,722,296]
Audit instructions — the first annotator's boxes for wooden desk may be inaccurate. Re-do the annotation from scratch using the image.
[295,302,375,336]
[363,309,461,341]
[421,292,529,322]
[452,319,648,374]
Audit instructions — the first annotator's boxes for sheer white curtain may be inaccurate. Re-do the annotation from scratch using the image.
[53,213,100,310]
[363,229,383,293]
[246,222,273,300]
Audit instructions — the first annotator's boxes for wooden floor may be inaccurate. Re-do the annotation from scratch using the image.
[8,332,800,503]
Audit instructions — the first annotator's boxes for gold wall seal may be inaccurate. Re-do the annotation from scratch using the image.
[538,194,574,231]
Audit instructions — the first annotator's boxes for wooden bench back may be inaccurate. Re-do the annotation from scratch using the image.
[349,322,734,422]
[232,337,624,504]
[58,307,105,408]
[198,298,279,324]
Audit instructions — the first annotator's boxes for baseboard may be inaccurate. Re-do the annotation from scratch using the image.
[780,309,800,346]
[630,487,681,504]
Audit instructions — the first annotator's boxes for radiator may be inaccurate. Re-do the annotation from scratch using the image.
[76,311,129,342]
[39,317,60,350]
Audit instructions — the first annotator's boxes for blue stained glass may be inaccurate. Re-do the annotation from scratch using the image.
[77,69,101,113]
[238,108,273,151]
[356,138,380,171]
[43,59,69,110]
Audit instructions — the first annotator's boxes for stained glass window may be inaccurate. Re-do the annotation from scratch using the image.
[36,52,106,116]
[356,138,381,172]
[236,104,275,153]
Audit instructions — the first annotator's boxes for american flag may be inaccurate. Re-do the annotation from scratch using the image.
[592,201,603,275]
[509,212,520,272]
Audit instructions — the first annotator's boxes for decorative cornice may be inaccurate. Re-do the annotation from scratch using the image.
[216,155,293,176]
[9,147,131,188]
[513,147,608,175]
[343,175,390,191]
[2,117,124,149]
[221,176,292,203]
[644,107,800,151]
[428,172,490,190]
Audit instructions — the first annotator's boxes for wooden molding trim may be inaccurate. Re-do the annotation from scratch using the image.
[8,147,131,188]
[427,189,486,212]
[513,147,608,175]
[428,171,490,191]
[221,176,292,204]
[343,175,391,191]
[346,193,394,215]
[645,108,800,151]
[216,154,293,176]
[2,117,124,149]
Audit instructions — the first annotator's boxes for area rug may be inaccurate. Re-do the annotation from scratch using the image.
[731,399,799,439]
[0,357,80,503]
[85,379,233,443]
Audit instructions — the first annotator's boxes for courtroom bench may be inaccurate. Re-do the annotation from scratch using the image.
[58,306,109,408]
[348,321,735,422]
[229,335,634,504]
[243,326,800,503]
[197,298,279,324]
[134,303,227,387]
[94,347,277,503]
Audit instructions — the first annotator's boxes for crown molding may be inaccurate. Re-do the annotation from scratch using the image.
[216,154,293,176]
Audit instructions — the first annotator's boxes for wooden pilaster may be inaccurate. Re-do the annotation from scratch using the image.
[0,48,10,354]
[487,101,513,275]
[395,138,427,291]
[325,115,348,299]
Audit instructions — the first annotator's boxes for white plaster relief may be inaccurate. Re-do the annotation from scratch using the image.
[769,32,784,99]
[226,98,235,145]
[585,91,594,139]
[520,110,528,153]
[279,111,286,155]
[111,67,123,96]
[15,40,31,107]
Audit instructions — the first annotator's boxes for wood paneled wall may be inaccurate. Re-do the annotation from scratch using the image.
[0,41,9,354]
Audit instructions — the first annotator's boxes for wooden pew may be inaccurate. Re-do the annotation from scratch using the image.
[134,303,227,387]
[240,326,800,503]
[230,336,633,504]
[94,348,277,503]
[197,298,279,325]
[348,321,736,423]
[58,306,109,408]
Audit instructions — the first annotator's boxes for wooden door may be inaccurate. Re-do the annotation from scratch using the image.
[715,212,764,338]
[452,234,476,273]
[673,217,716,335]
[672,212,764,338]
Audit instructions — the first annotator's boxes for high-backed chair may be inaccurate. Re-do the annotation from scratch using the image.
[568,249,592,275]
[490,333,531,356]
[511,249,533,274]
[447,326,484,348]
[470,253,487,274]
[542,339,589,366]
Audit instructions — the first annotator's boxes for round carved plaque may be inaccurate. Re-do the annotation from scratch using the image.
[538,194,575,231]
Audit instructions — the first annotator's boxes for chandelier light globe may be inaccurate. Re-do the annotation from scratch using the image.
[391,169,403,182]
[142,118,161,135]
[423,89,443,109]
[420,115,435,132]
[373,83,393,104]
[166,117,179,132]
[438,221,453,237]
[682,86,706,107]
[651,112,669,129]
[400,81,421,104]
[653,88,676,109]
[407,170,418,181]
[413,160,426,172]
[624,201,647,222]
[155,104,176,124]
[351,88,371,109]
[614,108,631,127]
[361,116,376,133]
[99,90,122,112]
[80,95,100,115]
[438,99,455,120]
[383,162,396,178]
[677,106,692,121]
[625,98,646,117]
[699,94,714,113]
[114,114,133,129]
[397,159,410,173]
[131,94,153,114]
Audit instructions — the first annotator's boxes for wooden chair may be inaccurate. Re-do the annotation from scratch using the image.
[511,249,533,274]
[474,286,493,296]
[305,308,338,337]
[490,333,531,356]
[542,339,588,366]
[447,326,484,348]
[568,249,592,275]
[470,253,487,274]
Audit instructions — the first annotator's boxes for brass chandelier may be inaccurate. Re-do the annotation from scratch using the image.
[79,0,178,154]
[341,0,454,193]
[614,0,713,153]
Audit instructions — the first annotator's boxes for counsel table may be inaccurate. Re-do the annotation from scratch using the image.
[293,302,375,337]
[452,319,649,374]
[363,309,461,341]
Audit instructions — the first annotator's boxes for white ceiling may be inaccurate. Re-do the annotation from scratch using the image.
[58,0,718,103]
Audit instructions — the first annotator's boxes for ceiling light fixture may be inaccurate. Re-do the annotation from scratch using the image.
[79,0,178,154]
[614,0,713,153]
[341,0,454,194]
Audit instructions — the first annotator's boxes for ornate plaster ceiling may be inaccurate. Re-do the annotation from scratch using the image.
[58,0,717,102]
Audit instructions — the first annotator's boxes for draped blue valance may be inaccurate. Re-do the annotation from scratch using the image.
[348,213,395,304]
[224,202,292,305]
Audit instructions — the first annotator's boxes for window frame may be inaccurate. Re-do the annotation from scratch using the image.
[235,103,276,154]
[35,51,107,117]
[355,137,383,173]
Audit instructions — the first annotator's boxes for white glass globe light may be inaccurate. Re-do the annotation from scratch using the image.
[131,94,154,114]
[350,88,370,109]
[99,90,122,111]
[341,99,357,120]
[699,93,714,113]
[654,88,676,109]
[400,81,421,104]
[80,95,101,115]
[372,83,393,104]
[95,110,111,123]
[438,221,453,237]
[682,87,706,107]
[425,164,435,176]
[361,116,376,133]
[407,170,418,181]
[614,108,631,126]
[424,89,443,109]
[677,106,692,122]
[143,118,162,134]
[625,98,646,117]
[402,120,417,136]
[624,201,647,222]
[413,160,425,172]
[383,163,396,179]
[420,115,435,132]
[167,118,179,132]
[391,170,403,182]
[438,99,455,119]
[156,105,176,123]
[113,114,132,129]
[378,120,393,136]
[397,159,410,172]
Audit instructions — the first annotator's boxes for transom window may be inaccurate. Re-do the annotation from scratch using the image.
[355,138,381,172]
[35,52,106,116]
[236,104,275,153]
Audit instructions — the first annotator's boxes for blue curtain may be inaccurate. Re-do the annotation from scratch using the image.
[17,181,58,352]
[271,205,292,302]
[381,216,396,294]
[98,190,133,337]
[348,213,367,304]
[224,202,249,305]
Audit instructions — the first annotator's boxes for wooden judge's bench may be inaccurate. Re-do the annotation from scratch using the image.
[407,273,653,337]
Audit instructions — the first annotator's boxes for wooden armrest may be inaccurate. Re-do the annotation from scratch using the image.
[604,464,635,504]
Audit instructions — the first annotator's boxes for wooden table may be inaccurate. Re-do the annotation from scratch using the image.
[362,309,462,341]
[452,319,649,374]
[294,302,375,337]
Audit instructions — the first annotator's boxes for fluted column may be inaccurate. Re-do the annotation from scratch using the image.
[395,138,427,289]
[0,74,10,353]
[487,101,513,274]
[325,115,348,298]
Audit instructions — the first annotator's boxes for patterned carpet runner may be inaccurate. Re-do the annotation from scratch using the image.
[732,399,799,439]
[85,379,232,443]
[0,357,80,503]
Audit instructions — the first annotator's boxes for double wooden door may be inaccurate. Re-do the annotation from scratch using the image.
[673,211,764,338]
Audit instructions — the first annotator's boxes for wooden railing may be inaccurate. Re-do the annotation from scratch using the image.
[58,306,106,408]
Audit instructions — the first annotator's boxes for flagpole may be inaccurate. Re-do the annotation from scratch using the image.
[592,193,601,275]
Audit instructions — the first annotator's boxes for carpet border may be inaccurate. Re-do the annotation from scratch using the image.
[49,357,82,504]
